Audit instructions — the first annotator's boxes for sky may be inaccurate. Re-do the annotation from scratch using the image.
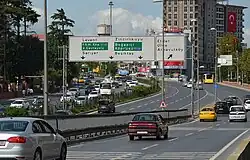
[30,0,250,46]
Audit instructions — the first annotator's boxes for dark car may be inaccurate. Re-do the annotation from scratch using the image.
[112,82,119,88]
[215,101,229,114]
[127,113,168,140]
[224,97,236,106]
[227,96,239,105]
[98,99,115,113]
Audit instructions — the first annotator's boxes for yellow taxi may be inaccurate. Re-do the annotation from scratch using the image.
[199,106,217,122]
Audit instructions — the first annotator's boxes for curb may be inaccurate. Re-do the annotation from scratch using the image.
[219,82,250,92]
[227,138,250,160]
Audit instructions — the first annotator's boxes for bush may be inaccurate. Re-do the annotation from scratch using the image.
[4,107,29,117]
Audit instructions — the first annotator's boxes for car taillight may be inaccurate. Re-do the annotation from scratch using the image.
[7,137,26,143]
[210,113,215,115]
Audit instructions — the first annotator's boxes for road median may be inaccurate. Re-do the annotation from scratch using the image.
[227,138,250,160]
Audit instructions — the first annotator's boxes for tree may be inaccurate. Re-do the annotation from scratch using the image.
[239,48,250,82]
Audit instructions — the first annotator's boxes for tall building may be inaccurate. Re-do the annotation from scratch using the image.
[163,0,246,70]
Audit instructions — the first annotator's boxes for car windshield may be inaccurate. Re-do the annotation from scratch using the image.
[132,114,157,121]
[201,108,214,112]
[12,101,23,104]
[231,107,244,112]
[90,91,98,94]
[127,80,132,82]
[101,84,111,89]
[0,121,29,132]
[99,101,109,105]
[130,82,136,84]
[78,97,86,100]
[69,88,77,92]
[94,85,99,88]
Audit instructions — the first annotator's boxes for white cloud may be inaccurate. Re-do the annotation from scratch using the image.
[86,8,162,36]
[32,7,44,20]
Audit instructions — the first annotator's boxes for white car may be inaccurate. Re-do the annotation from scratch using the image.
[126,80,133,85]
[244,100,250,111]
[128,82,137,87]
[60,94,73,102]
[186,82,192,88]
[132,79,138,84]
[75,96,88,105]
[67,88,79,96]
[118,81,123,86]
[10,100,29,109]
[100,83,113,95]
[229,105,247,122]
[88,91,99,99]
[94,85,100,91]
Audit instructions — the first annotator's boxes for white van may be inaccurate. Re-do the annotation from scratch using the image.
[100,83,114,95]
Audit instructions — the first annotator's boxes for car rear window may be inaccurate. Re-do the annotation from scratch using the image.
[0,121,29,132]
[132,114,157,121]
[201,108,214,112]
[231,107,244,112]
[245,101,250,104]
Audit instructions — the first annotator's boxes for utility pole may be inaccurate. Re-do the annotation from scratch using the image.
[43,0,48,115]
[62,45,66,110]
[191,37,195,117]
[108,1,114,76]
[236,50,239,84]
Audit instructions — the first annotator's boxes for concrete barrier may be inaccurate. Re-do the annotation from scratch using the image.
[227,138,250,160]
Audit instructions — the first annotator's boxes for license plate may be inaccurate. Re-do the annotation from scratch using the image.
[137,131,148,134]
[0,141,6,146]
[219,108,223,110]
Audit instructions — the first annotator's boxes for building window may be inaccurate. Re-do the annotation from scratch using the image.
[184,0,187,5]
[184,20,187,25]
[190,6,193,12]
[195,13,198,18]
[168,14,172,19]
[190,14,193,18]
[174,7,177,12]
[174,14,177,19]
[168,0,171,5]
[174,21,178,26]
[174,0,177,5]
[184,7,187,12]
[168,20,171,25]
[168,7,171,12]
[190,0,193,5]
[184,14,187,18]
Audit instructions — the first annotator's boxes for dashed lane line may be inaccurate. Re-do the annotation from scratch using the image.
[168,137,178,142]
[141,144,159,151]
[185,133,193,136]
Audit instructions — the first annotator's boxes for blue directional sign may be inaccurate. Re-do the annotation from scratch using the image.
[214,84,218,88]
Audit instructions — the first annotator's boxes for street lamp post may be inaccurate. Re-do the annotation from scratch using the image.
[210,27,217,103]
[153,0,165,103]
[108,1,114,76]
[190,19,197,117]
[43,0,48,115]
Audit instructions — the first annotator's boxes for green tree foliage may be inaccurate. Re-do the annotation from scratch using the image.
[47,8,79,84]
[239,48,250,81]
[0,0,41,80]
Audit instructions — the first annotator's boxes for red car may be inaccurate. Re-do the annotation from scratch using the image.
[128,113,169,140]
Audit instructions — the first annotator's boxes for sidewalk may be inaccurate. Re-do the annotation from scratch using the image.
[219,81,250,91]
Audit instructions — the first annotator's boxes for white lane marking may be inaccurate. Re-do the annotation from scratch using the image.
[121,111,126,113]
[209,129,250,160]
[172,119,199,127]
[88,91,161,114]
[179,90,209,109]
[141,144,159,150]
[169,102,174,104]
[153,108,157,111]
[198,128,207,132]
[175,100,179,102]
[150,101,154,104]
[156,99,160,102]
[216,124,220,127]
[129,108,134,111]
[185,133,193,136]
[137,105,142,108]
[166,86,180,99]
[168,137,178,142]
[144,103,148,106]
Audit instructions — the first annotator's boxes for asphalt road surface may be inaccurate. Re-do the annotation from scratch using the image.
[66,82,250,160]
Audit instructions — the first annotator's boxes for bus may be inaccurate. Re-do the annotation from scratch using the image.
[203,73,214,84]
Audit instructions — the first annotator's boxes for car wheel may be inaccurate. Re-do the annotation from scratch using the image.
[244,119,247,122]
[33,149,42,160]
[229,120,232,122]
[138,136,142,140]
[200,119,203,122]
[164,131,168,139]
[58,143,67,160]
[156,131,162,140]
[129,135,134,141]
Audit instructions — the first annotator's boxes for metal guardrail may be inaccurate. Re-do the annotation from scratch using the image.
[60,114,191,145]
[227,138,250,160]
[34,109,189,130]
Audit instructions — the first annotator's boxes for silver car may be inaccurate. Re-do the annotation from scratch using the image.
[0,117,67,160]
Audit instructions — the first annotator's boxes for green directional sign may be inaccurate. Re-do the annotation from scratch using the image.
[82,42,108,51]
[114,42,142,51]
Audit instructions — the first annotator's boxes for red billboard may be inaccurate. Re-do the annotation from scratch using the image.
[138,67,150,73]
[227,12,237,33]
[164,61,184,69]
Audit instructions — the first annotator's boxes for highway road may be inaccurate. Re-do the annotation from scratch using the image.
[66,82,250,160]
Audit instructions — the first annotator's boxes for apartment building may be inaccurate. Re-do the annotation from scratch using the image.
[163,0,246,69]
